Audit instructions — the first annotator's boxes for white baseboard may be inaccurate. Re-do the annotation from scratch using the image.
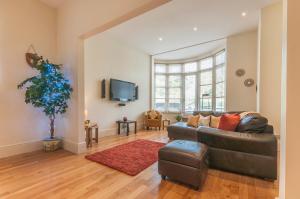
[63,139,87,154]
[0,139,87,159]
[0,123,144,158]
[0,140,42,159]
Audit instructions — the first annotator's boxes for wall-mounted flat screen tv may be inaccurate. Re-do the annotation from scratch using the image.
[110,79,135,102]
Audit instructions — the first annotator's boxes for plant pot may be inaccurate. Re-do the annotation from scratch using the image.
[43,137,62,152]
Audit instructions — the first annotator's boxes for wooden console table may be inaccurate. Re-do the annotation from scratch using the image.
[116,120,137,136]
[85,122,98,148]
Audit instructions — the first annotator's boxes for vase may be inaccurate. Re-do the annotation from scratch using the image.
[43,137,62,152]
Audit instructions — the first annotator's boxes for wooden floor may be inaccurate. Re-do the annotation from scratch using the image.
[0,130,278,199]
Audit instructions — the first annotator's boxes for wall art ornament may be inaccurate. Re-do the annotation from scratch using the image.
[235,68,246,77]
[244,78,255,87]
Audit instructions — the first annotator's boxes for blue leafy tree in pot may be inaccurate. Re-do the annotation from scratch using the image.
[18,53,73,140]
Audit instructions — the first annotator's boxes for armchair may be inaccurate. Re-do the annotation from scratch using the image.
[144,110,162,130]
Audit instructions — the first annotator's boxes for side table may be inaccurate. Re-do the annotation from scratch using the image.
[162,119,171,130]
[116,120,137,136]
[85,122,99,148]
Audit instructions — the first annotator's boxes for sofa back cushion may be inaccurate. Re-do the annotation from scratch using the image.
[193,111,243,117]
[210,116,221,128]
[236,114,268,133]
[218,114,241,131]
[187,115,200,127]
[198,115,210,127]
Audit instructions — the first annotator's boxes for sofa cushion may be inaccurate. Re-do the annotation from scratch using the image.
[187,115,200,127]
[210,115,221,128]
[197,127,277,156]
[218,114,240,131]
[149,110,158,119]
[236,114,268,133]
[198,115,210,127]
[239,111,259,119]
[159,140,208,168]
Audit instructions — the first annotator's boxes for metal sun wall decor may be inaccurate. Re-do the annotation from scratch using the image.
[244,78,255,87]
[235,68,246,77]
[235,68,255,88]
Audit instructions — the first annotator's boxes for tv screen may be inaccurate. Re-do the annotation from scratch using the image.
[110,79,135,102]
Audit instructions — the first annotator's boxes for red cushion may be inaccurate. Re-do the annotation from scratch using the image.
[218,114,241,131]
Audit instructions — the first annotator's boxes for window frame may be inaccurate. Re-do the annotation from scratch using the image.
[153,49,226,113]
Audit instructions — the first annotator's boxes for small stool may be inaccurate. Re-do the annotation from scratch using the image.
[85,122,99,148]
[162,119,171,130]
[158,140,208,190]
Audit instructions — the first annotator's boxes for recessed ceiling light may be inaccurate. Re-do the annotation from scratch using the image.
[241,12,247,17]
[158,37,163,41]
[193,27,198,31]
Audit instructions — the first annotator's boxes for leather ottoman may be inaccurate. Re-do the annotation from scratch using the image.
[158,140,208,190]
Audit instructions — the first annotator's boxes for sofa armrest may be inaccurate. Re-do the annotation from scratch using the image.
[197,127,277,156]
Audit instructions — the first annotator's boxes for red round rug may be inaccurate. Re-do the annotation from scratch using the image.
[85,139,165,176]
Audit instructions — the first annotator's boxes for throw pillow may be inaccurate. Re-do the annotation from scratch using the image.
[149,110,158,119]
[239,111,259,119]
[210,115,221,128]
[187,115,200,127]
[198,115,210,127]
[218,114,241,131]
[236,114,268,133]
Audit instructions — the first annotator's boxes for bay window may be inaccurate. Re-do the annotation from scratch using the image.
[154,50,226,113]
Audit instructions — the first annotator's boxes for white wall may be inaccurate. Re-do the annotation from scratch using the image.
[0,0,57,158]
[258,2,283,134]
[84,34,150,136]
[226,30,258,112]
[283,0,300,198]
[56,0,170,153]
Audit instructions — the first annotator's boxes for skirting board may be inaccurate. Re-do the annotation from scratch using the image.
[0,122,145,158]
[0,140,42,159]
[63,122,145,154]
[63,139,87,154]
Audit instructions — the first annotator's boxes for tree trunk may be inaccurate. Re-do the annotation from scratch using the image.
[50,116,55,139]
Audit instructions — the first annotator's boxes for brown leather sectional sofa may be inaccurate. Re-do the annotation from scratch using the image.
[167,111,277,180]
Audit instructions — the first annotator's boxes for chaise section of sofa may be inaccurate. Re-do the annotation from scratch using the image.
[166,111,278,180]
[197,126,277,180]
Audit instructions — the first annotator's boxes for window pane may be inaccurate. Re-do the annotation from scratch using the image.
[169,88,181,98]
[200,71,212,85]
[169,75,181,87]
[168,64,181,73]
[200,57,213,70]
[216,66,225,83]
[155,75,166,87]
[200,85,212,98]
[200,98,212,111]
[185,75,196,112]
[155,64,166,73]
[216,51,225,65]
[168,99,181,112]
[216,82,225,97]
[216,98,225,112]
[155,88,165,98]
[184,62,197,73]
[185,98,195,112]
[155,98,166,111]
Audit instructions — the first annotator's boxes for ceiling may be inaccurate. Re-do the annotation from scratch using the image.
[40,0,66,8]
[102,0,278,60]
[153,39,226,60]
